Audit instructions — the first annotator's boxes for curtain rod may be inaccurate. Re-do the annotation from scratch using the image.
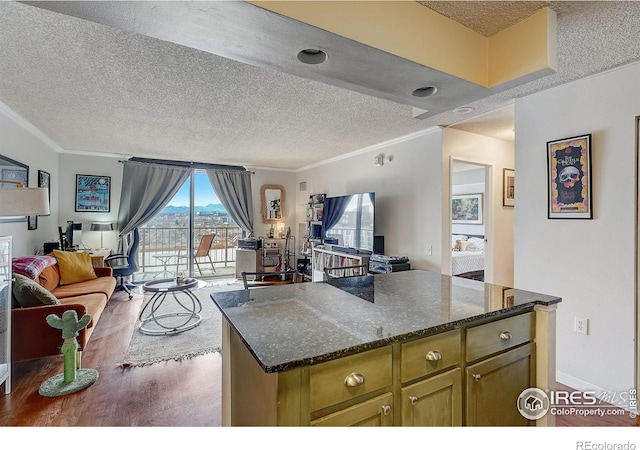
[118,157,254,173]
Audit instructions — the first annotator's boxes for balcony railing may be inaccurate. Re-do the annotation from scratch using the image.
[134,225,243,281]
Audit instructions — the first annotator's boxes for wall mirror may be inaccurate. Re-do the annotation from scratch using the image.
[0,154,29,223]
[261,184,285,224]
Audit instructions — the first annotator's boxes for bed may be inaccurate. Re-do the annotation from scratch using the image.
[451,234,485,281]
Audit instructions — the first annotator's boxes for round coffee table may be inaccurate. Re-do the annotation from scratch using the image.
[138,278,206,336]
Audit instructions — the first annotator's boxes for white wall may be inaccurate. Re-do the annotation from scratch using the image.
[247,168,297,240]
[296,129,444,272]
[58,153,123,250]
[515,62,640,396]
[0,106,60,256]
[442,128,515,286]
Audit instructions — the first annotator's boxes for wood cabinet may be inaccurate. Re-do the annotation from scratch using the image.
[0,236,11,394]
[311,393,394,426]
[401,368,462,426]
[466,344,534,426]
[222,308,545,426]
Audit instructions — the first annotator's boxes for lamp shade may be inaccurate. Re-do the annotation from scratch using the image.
[0,187,50,216]
[90,222,113,232]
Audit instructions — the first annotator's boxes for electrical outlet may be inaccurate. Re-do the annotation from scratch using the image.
[574,316,588,335]
[426,244,432,256]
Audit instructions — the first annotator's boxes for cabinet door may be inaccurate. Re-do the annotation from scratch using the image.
[401,368,462,426]
[311,393,394,427]
[466,343,534,426]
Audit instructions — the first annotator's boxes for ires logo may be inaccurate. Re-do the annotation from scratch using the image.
[518,388,637,420]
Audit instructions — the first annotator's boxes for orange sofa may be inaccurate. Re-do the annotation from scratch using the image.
[11,262,117,361]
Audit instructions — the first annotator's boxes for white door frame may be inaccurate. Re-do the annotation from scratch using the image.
[446,157,493,283]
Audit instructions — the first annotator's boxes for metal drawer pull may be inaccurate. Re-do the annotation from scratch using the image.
[473,374,482,381]
[499,331,513,341]
[344,372,365,387]
[381,405,392,416]
[426,350,442,361]
[409,395,419,405]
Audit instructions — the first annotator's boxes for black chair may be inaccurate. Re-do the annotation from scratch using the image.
[104,228,140,300]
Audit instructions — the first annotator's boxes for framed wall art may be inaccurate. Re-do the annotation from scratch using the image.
[547,134,592,219]
[503,168,515,207]
[27,215,37,230]
[38,170,51,216]
[452,193,483,225]
[75,174,111,212]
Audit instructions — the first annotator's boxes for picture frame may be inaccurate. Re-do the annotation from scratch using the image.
[27,215,37,230]
[503,168,515,207]
[547,134,592,219]
[75,174,111,212]
[452,193,483,224]
[37,170,51,216]
[0,154,28,223]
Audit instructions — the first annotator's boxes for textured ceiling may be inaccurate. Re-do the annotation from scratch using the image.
[1,1,640,170]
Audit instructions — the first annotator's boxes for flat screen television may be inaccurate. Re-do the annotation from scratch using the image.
[322,192,375,252]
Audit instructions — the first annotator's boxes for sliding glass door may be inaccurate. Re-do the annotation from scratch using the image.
[135,171,241,281]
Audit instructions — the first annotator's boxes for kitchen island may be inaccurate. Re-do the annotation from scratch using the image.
[210,270,561,426]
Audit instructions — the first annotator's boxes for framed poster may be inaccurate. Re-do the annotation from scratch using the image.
[547,134,592,219]
[452,193,483,224]
[75,174,111,212]
[503,168,515,207]
[38,170,51,216]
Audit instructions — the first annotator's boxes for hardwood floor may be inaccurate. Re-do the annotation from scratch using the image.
[0,289,637,428]
[0,290,221,426]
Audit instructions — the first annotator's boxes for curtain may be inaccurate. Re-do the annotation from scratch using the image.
[206,169,254,236]
[116,160,190,251]
[321,195,351,239]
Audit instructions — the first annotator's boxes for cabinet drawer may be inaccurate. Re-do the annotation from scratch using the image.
[309,346,392,412]
[466,312,534,362]
[401,329,460,383]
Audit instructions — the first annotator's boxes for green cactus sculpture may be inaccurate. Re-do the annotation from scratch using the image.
[38,310,99,397]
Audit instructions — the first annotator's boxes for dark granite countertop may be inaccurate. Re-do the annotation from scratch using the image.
[210,270,561,373]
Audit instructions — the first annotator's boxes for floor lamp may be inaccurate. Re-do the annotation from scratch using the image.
[90,222,113,249]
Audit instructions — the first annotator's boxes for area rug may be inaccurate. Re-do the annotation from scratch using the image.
[122,279,243,367]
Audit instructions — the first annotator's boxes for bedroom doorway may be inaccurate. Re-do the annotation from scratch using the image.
[450,160,488,282]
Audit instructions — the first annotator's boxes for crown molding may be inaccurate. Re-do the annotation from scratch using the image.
[0,100,65,153]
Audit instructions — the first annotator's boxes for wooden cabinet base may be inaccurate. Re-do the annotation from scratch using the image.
[221,306,556,426]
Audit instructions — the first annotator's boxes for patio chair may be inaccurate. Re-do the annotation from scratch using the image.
[178,233,216,276]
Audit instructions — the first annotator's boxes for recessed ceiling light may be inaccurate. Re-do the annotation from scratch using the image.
[412,86,437,97]
[453,106,475,114]
[297,49,327,65]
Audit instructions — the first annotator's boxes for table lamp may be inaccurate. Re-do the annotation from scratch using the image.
[0,182,50,217]
[90,222,113,249]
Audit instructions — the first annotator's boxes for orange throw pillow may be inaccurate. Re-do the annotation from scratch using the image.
[52,250,97,285]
